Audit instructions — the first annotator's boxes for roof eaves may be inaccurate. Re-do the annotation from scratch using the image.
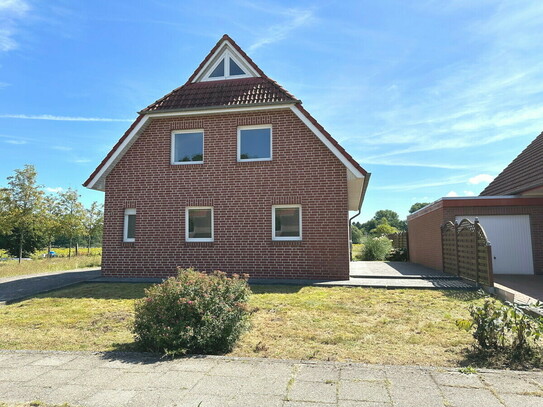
[139,100,299,116]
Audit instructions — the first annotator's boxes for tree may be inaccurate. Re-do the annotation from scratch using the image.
[351,224,364,244]
[4,165,44,262]
[358,209,406,234]
[0,188,10,235]
[39,195,62,258]
[83,202,103,254]
[409,202,430,214]
[370,218,399,236]
[57,188,85,257]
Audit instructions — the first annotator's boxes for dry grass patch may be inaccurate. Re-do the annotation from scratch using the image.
[0,256,101,279]
[0,283,484,366]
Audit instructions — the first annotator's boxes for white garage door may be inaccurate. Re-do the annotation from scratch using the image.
[455,215,534,275]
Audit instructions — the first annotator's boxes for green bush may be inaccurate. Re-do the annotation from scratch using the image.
[363,236,393,261]
[457,299,543,363]
[133,268,252,355]
[386,248,408,262]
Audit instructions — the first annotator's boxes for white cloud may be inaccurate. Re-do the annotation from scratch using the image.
[446,191,459,197]
[0,0,30,52]
[0,114,132,122]
[468,174,495,184]
[2,138,26,144]
[463,190,476,196]
[249,8,314,52]
[375,175,466,192]
[45,187,63,193]
[51,145,73,151]
[71,158,91,163]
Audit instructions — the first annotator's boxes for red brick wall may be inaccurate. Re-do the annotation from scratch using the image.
[444,206,543,275]
[102,108,350,279]
[407,206,444,270]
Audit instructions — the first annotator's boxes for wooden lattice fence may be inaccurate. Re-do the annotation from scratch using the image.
[387,231,408,250]
[441,218,494,286]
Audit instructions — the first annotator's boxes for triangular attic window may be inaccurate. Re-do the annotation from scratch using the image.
[229,58,245,76]
[209,59,225,78]
[201,50,250,81]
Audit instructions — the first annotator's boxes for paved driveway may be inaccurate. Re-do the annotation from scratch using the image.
[0,268,101,304]
[0,350,541,407]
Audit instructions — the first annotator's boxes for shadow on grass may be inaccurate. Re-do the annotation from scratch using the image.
[249,284,303,294]
[440,289,486,302]
[457,346,543,370]
[32,282,153,300]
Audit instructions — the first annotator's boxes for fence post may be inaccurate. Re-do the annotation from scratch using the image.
[454,221,460,277]
[474,218,480,285]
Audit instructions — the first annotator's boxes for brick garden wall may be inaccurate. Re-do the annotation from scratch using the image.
[407,205,444,271]
[102,108,350,280]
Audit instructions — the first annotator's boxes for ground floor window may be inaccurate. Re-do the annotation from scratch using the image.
[124,208,136,242]
[186,207,214,242]
[273,205,302,240]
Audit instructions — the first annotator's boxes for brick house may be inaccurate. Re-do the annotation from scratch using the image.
[408,131,543,276]
[84,35,370,280]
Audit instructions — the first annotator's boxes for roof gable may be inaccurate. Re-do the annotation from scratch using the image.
[481,131,543,196]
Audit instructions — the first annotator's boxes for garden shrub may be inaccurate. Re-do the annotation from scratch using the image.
[363,236,393,261]
[133,268,252,355]
[457,298,543,365]
[386,247,408,262]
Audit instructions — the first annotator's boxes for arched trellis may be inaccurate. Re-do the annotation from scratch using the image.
[440,218,494,286]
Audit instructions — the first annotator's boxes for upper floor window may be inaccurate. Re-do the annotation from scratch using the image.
[171,130,204,164]
[238,126,272,162]
[272,205,302,241]
[186,207,214,242]
[124,208,136,242]
[204,52,250,81]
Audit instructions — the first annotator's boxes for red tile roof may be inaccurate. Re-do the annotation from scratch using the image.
[481,131,543,196]
[142,77,298,113]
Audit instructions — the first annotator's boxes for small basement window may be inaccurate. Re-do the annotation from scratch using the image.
[186,207,214,242]
[272,205,302,241]
[172,130,204,164]
[124,208,136,242]
[238,126,272,161]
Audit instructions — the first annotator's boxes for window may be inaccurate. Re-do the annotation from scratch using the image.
[186,207,214,242]
[205,52,249,81]
[171,130,204,164]
[272,205,302,241]
[238,126,272,161]
[124,209,136,242]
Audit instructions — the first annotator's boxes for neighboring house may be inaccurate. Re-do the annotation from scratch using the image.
[408,131,543,276]
[84,35,370,280]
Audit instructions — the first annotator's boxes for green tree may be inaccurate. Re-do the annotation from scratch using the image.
[39,194,62,258]
[83,201,103,254]
[57,188,85,257]
[359,209,405,234]
[350,224,364,244]
[409,202,430,214]
[0,188,10,235]
[371,218,399,236]
[4,165,44,262]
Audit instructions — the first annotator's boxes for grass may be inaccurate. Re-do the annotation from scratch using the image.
[32,247,102,258]
[352,243,364,260]
[0,256,101,279]
[0,282,487,366]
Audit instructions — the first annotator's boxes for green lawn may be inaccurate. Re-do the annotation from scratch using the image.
[0,256,101,279]
[0,282,484,366]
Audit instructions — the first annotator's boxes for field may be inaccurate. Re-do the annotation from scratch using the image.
[0,282,484,366]
[0,256,101,279]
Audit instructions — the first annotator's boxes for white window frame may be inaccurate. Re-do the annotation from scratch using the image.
[202,50,252,82]
[185,206,214,242]
[123,208,136,242]
[171,129,204,165]
[272,204,302,241]
[237,125,273,162]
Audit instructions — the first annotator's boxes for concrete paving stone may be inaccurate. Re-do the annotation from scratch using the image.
[127,359,177,372]
[481,372,542,394]
[1,384,53,404]
[295,365,341,382]
[174,393,235,407]
[80,389,137,407]
[389,385,445,407]
[189,374,243,396]
[207,360,258,377]
[431,371,485,388]
[338,401,392,407]
[111,371,172,390]
[500,392,543,407]
[441,386,503,407]
[42,384,96,405]
[385,367,439,389]
[67,367,124,388]
[338,380,390,403]
[99,358,142,369]
[283,402,335,407]
[288,380,337,404]
[230,394,285,407]
[169,357,218,372]
[32,368,84,386]
[31,354,77,367]
[0,366,52,382]
[150,370,205,389]
[252,361,295,379]
[125,388,188,407]
[238,376,290,396]
[340,366,386,382]
[57,355,104,370]
[0,354,45,367]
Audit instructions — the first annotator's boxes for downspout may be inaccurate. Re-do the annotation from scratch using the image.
[349,173,371,260]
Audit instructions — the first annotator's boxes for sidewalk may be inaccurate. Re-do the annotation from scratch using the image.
[0,350,541,407]
[0,268,101,304]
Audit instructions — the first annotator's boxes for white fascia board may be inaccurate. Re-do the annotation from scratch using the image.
[85,104,295,191]
[289,106,364,178]
[192,41,260,83]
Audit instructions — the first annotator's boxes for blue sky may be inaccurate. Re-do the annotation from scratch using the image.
[1,0,542,221]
